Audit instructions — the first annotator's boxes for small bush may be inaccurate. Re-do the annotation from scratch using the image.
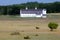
[35,34,39,36]
[24,36,30,39]
[36,27,39,29]
[10,31,20,35]
[48,22,58,31]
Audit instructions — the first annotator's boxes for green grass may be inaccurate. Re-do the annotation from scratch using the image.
[0,14,60,20]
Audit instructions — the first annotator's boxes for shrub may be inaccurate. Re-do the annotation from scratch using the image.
[35,34,39,36]
[36,27,39,29]
[48,22,58,31]
[24,36,30,39]
[10,31,20,35]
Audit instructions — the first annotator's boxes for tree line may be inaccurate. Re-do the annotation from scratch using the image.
[0,2,60,15]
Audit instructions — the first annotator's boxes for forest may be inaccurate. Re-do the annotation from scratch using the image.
[0,2,60,15]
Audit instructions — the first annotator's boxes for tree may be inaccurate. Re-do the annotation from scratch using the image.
[48,22,58,31]
[0,2,60,15]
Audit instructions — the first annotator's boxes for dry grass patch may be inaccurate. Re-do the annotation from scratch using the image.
[10,31,20,35]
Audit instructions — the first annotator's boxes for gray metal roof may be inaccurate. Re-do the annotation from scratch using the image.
[20,9,43,11]
[20,9,43,15]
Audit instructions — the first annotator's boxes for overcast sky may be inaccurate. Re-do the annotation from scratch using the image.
[0,0,60,5]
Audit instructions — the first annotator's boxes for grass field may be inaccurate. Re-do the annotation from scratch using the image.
[0,32,60,40]
[0,13,60,40]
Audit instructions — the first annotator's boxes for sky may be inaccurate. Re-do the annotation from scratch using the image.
[0,0,60,5]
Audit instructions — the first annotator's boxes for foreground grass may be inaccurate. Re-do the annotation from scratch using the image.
[0,32,60,40]
[0,13,60,40]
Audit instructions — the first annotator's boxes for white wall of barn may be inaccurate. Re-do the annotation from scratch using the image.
[42,9,47,18]
[20,14,43,17]
[20,14,36,17]
[42,9,46,14]
[36,14,43,17]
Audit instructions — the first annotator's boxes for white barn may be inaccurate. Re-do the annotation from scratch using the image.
[20,7,47,18]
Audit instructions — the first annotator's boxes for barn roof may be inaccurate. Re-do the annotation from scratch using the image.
[20,9,43,15]
[20,9,43,11]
